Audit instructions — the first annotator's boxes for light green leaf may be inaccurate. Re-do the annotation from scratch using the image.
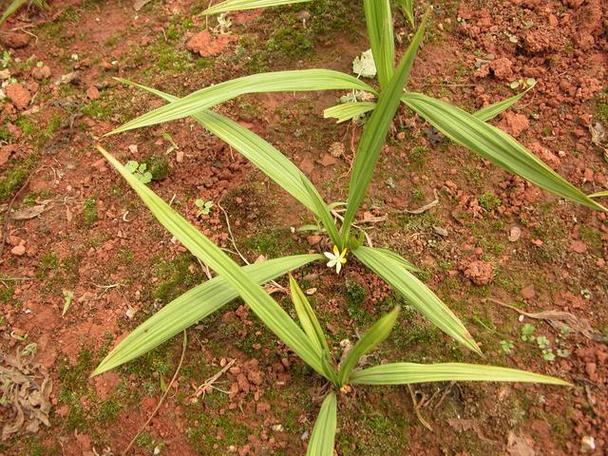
[369,247,420,272]
[590,190,608,198]
[402,92,606,212]
[1,0,25,25]
[109,70,376,135]
[306,392,337,456]
[323,102,376,123]
[115,78,341,247]
[353,246,481,354]
[289,275,330,356]
[93,254,320,375]
[203,0,311,15]
[362,0,394,89]
[397,0,415,28]
[341,14,429,242]
[97,146,327,378]
[473,84,535,122]
[338,307,400,385]
[350,362,570,386]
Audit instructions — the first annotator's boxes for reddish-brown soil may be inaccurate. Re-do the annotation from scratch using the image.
[1,0,607,455]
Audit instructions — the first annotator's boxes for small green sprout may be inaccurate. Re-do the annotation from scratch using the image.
[195,199,213,217]
[542,349,556,362]
[499,339,514,354]
[125,160,153,184]
[62,290,74,316]
[536,335,550,349]
[521,323,535,342]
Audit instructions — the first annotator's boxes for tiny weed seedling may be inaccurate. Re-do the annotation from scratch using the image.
[521,323,535,342]
[500,339,514,355]
[194,199,213,217]
[125,160,153,184]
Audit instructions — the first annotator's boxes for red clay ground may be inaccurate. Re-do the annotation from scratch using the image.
[1,0,607,455]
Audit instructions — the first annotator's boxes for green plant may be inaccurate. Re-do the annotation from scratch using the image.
[93,0,602,448]
[94,147,567,453]
[195,199,213,217]
[125,160,153,184]
[0,0,46,26]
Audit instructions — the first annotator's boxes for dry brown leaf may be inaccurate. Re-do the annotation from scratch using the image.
[10,204,47,220]
[133,0,153,11]
[1,350,52,440]
[490,299,608,342]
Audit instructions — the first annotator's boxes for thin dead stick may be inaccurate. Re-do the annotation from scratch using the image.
[402,190,439,214]
[407,384,433,431]
[192,358,235,398]
[123,331,187,455]
[217,198,248,265]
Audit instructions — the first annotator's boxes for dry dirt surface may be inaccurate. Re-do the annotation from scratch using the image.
[1,0,607,455]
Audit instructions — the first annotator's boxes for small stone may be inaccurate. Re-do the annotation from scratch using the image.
[433,226,448,237]
[463,260,494,286]
[186,30,238,57]
[0,32,31,49]
[580,436,595,453]
[329,142,344,158]
[520,285,536,300]
[86,85,100,100]
[306,235,321,246]
[569,240,587,254]
[508,226,521,242]
[500,112,529,137]
[175,150,185,162]
[489,57,513,80]
[32,65,51,80]
[5,83,31,110]
[11,244,26,256]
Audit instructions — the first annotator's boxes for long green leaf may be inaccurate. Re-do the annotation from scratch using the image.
[338,307,400,385]
[116,78,341,247]
[370,247,420,272]
[109,70,376,135]
[306,392,337,456]
[97,146,327,378]
[289,275,330,356]
[590,190,608,198]
[397,0,415,28]
[0,0,26,25]
[363,0,394,89]
[323,102,376,123]
[353,246,481,354]
[326,88,533,125]
[473,85,534,122]
[341,14,429,242]
[402,93,606,212]
[203,0,310,15]
[350,362,569,386]
[93,254,321,375]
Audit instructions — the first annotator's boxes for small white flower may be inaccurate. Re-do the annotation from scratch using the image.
[324,246,348,274]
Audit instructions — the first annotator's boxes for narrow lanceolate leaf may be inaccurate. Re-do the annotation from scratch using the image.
[341,14,429,242]
[289,275,330,356]
[590,190,608,198]
[93,254,321,375]
[363,0,394,89]
[338,307,400,385]
[473,85,535,122]
[397,0,415,28]
[370,247,420,272]
[0,0,26,25]
[306,392,337,456]
[327,84,532,125]
[349,362,570,386]
[353,246,481,354]
[97,146,327,378]
[109,70,377,135]
[323,102,376,123]
[116,79,341,246]
[203,0,311,15]
[402,93,607,212]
